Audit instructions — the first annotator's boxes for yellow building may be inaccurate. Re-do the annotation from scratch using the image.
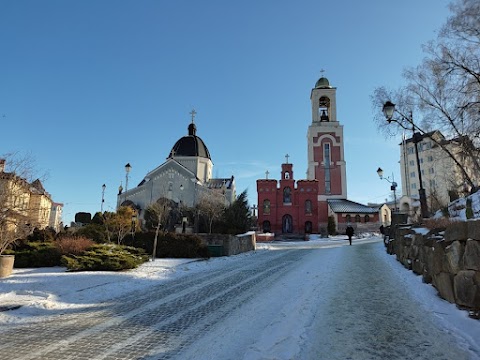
[0,159,58,233]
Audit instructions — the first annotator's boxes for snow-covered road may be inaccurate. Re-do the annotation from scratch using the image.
[1,237,479,359]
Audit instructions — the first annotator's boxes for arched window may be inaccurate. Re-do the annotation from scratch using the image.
[305,200,312,214]
[364,215,370,223]
[319,96,330,121]
[345,214,351,223]
[283,187,292,203]
[263,199,270,215]
[355,215,361,222]
[285,172,290,179]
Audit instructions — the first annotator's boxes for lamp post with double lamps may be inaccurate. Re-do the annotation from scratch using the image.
[376,167,398,213]
[101,184,106,213]
[382,101,429,219]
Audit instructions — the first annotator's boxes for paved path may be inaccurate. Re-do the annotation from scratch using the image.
[0,240,478,359]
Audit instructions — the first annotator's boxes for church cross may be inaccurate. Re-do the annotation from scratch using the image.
[251,204,258,217]
[320,69,325,76]
[265,170,269,179]
[285,154,290,164]
[170,149,176,158]
[189,109,197,123]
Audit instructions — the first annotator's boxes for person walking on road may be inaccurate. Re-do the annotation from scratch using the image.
[346,225,354,245]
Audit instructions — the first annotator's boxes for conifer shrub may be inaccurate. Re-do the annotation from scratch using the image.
[11,242,62,268]
[327,216,336,235]
[61,244,149,271]
[74,224,108,243]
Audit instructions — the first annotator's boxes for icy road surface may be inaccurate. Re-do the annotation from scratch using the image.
[0,238,478,360]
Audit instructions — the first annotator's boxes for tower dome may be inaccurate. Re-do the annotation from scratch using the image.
[169,121,211,159]
[315,77,331,88]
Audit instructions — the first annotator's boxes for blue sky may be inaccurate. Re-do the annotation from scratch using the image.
[0,0,451,224]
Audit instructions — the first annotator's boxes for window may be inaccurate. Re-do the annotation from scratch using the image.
[318,96,330,121]
[305,200,312,214]
[408,147,414,154]
[263,199,271,215]
[411,183,417,190]
[420,158,424,164]
[355,215,361,222]
[324,143,331,194]
[283,187,292,203]
[285,172,290,179]
[364,215,370,223]
[428,156,434,162]
[410,172,416,178]
[409,160,415,166]
[429,168,435,174]
[429,179,436,187]
[345,214,351,222]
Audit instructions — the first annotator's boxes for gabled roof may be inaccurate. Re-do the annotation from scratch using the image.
[328,199,379,214]
[137,158,197,187]
[206,176,234,190]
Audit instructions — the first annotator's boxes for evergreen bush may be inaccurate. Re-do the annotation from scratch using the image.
[327,216,336,235]
[11,242,62,268]
[61,244,149,271]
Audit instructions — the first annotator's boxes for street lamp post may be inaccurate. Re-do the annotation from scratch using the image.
[382,101,429,219]
[377,167,398,213]
[125,163,132,193]
[131,210,137,240]
[101,184,106,213]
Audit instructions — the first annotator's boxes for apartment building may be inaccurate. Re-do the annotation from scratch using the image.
[399,131,479,213]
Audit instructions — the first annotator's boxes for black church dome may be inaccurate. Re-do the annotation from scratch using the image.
[169,122,211,159]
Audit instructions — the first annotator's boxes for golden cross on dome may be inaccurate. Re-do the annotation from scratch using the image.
[189,109,197,123]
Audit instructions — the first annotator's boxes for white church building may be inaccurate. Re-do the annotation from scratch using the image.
[117,111,236,225]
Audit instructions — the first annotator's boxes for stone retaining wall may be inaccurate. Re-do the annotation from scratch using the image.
[197,232,256,256]
[386,221,480,315]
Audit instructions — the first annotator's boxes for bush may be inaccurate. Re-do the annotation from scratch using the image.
[123,232,210,259]
[11,242,62,268]
[27,228,56,243]
[61,244,149,271]
[327,216,336,235]
[55,236,95,255]
[74,224,107,243]
[423,217,457,231]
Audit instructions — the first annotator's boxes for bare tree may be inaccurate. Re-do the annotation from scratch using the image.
[145,198,172,260]
[0,152,43,254]
[104,206,136,245]
[372,0,480,189]
[197,191,225,234]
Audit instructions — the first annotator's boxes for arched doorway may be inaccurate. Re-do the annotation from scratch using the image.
[305,221,312,234]
[282,214,293,233]
[262,220,271,233]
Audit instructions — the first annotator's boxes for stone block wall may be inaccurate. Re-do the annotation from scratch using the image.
[386,220,480,314]
[197,233,256,256]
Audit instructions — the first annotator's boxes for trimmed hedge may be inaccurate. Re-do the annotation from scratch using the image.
[123,232,210,259]
[61,244,149,271]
